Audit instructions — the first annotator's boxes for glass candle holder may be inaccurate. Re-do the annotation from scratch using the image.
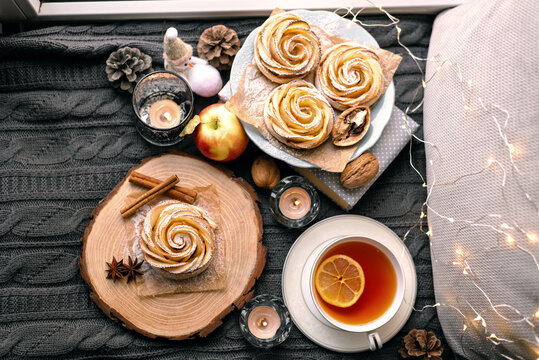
[239,294,292,348]
[270,176,320,228]
[132,70,194,146]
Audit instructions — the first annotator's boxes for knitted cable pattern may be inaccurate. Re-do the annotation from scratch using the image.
[0,16,461,360]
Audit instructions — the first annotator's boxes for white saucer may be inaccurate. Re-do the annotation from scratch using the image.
[281,215,417,353]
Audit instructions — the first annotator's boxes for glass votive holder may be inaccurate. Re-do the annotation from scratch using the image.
[239,294,292,348]
[132,70,194,146]
[270,176,320,228]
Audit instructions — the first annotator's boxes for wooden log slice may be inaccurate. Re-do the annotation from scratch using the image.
[80,151,266,340]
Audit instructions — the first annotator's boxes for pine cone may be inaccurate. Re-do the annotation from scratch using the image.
[398,329,443,360]
[105,47,153,93]
[197,25,240,71]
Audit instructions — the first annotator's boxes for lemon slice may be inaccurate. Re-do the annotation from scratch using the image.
[315,254,365,308]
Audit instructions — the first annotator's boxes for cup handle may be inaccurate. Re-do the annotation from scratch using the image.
[367,332,382,351]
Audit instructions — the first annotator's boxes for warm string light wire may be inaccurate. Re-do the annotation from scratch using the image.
[335,3,539,359]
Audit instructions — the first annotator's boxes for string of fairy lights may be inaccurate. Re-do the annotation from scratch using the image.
[334,3,538,359]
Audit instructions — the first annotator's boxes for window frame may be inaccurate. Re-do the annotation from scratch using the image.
[4,0,469,21]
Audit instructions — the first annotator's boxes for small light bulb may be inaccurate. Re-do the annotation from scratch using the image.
[487,158,496,166]
[508,144,515,154]
[456,248,463,255]
[505,235,515,245]
[526,233,538,244]
[448,217,455,223]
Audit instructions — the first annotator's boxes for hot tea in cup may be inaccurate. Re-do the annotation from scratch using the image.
[305,235,405,346]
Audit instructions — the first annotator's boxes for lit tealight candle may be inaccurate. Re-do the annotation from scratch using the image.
[148,99,182,129]
[247,306,281,340]
[279,187,311,220]
[270,176,320,228]
[239,294,292,348]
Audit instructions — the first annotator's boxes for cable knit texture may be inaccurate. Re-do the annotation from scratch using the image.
[0,17,461,359]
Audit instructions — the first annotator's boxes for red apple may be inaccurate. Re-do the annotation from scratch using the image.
[193,103,249,161]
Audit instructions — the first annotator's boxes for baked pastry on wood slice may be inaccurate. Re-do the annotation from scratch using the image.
[79,151,266,340]
[332,106,371,147]
[264,80,334,149]
[254,12,321,83]
[140,201,216,280]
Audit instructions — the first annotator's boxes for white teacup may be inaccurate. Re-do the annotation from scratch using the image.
[301,235,405,351]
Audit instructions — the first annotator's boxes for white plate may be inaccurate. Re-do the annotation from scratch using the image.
[281,215,417,352]
[230,10,395,169]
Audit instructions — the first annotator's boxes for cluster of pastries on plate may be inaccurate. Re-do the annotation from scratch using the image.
[253,12,385,150]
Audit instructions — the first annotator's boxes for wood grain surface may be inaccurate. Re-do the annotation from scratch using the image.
[79,151,266,340]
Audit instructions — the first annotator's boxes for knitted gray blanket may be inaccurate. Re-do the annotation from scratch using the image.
[0,16,459,359]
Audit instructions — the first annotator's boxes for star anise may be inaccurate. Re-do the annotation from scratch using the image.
[123,256,144,283]
[106,256,126,281]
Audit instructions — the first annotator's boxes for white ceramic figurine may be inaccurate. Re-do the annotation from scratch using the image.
[163,27,223,98]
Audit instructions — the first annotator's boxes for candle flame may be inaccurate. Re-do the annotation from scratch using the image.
[257,317,268,328]
[162,112,172,122]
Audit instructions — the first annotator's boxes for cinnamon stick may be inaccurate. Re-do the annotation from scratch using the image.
[121,175,179,218]
[129,176,195,204]
[129,171,196,204]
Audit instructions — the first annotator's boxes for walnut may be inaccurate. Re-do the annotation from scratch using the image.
[340,152,379,189]
[251,155,280,189]
[332,106,371,147]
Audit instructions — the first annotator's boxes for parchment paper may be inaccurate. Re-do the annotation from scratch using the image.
[226,11,402,173]
[126,185,226,297]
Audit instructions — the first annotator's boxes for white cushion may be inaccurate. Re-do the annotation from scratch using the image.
[424,0,539,358]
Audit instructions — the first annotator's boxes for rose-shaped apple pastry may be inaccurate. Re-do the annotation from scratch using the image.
[140,201,216,280]
[264,80,334,149]
[254,12,321,84]
[315,42,384,111]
